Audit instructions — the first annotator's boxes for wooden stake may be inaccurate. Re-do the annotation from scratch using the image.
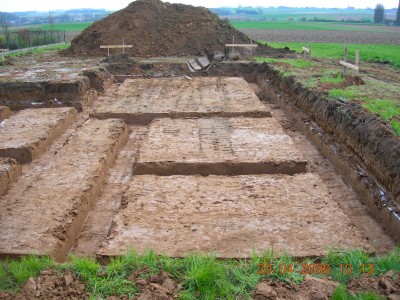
[342,44,348,77]
[356,50,359,66]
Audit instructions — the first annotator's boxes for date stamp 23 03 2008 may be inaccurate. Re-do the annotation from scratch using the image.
[258,262,375,276]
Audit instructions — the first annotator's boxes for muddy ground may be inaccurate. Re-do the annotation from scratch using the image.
[1,268,399,299]
[0,51,398,259]
[0,50,399,298]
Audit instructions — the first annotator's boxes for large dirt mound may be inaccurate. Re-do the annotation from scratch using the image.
[66,0,281,57]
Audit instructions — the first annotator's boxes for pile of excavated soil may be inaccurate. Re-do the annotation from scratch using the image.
[66,0,286,57]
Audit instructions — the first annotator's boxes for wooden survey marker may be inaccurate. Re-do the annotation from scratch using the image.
[100,39,133,56]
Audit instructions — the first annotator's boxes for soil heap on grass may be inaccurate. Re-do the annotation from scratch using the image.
[66,0,281,57]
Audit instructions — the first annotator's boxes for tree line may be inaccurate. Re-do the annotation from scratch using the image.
[374,1,400,24]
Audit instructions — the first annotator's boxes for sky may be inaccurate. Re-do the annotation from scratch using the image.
[0,0,398,12]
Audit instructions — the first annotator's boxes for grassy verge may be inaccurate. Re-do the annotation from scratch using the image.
[3,43,70,59]
[257,46,400,134]
[261,42,400,69]
[1,248,399,299]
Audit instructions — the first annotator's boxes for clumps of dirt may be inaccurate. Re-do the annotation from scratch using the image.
[253,275,338,299]
[65,0,286,57]
[102,54,136,74]
[128,267,179,300]
[319,75,365,94]
[0,269,88,300]
[254,272,400,300]
[347,271,400,298]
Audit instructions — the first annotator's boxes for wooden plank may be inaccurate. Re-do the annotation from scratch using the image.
[340,60,360,71]
[100,45,133,49]
[225,44,258,48]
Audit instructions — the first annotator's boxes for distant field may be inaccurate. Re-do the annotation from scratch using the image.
[39,22,93,31]
[231,21,397,33]
[243,29,400,45]
[218,7,378,22]
[264,42,400,68]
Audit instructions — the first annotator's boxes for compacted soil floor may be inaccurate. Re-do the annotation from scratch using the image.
[0,76,395,262]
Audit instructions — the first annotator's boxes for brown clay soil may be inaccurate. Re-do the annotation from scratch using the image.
[134,117,307,176]
[0,118,128,262]
[90,77,271,124]
[73,78,394,259]
[65,0,287,57]
[0,158,21,198]
[0,108,77,163]
[0,269,89,300]
[0,106,12,121]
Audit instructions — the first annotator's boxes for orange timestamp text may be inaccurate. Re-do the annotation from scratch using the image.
[258,262,375,276]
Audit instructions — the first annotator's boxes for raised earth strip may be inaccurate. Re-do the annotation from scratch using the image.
[90,77,271,124]
[0,108,77,163]
[134,117,307,176]
[0,119,128,262]
[98,174,369,258]
[0,158,21,198]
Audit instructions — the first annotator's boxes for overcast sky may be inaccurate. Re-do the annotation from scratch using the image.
[0,0,398,12]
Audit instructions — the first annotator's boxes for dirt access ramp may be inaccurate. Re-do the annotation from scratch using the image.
[66,0,284,57]
[90,77,271,124]
[0,119,128,262]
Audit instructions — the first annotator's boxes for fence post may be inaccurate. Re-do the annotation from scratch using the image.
[342,44,348,77]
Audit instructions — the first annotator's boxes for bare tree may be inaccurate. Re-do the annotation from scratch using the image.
[49,11,55,42]
[374,3,385,23]
[1,13,10,48]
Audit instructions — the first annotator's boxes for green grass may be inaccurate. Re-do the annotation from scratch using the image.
[257,57,314,68]
[263,42,400,69]
[38,22,93,31]
[0,248,399,299]
[325,78,400,134]
[320,73,345,84]
[332,284,383,300]
[0,256,53,291]
[232,21,391,32]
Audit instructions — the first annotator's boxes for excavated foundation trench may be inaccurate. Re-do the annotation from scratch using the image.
[0,61,398,262]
